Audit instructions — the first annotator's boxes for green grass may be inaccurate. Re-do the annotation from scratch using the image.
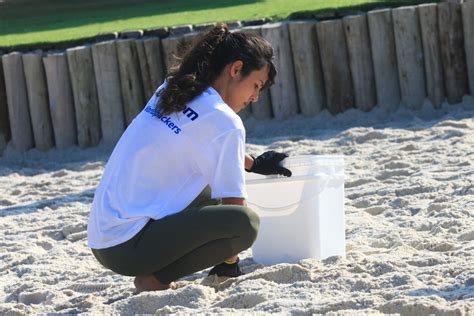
[0,0,438,49]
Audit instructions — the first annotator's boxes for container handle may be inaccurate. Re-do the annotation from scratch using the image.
[247,177,331,217]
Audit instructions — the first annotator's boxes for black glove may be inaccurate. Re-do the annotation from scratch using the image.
[246,151,292,177]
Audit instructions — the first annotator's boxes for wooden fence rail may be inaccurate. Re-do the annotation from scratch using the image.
[1,2,474,154]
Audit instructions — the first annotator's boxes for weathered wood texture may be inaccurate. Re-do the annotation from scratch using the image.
[462,0,474,95]
[116,39,145,125]
[91,41,126,146]
[392,6,426,110]
[136,37,165,100]
[367,9,401,111]
[43,53,77,149]
[288,21,325,116]
[261,22,299,120]
[418,4,445,108]
[343,14,376,111]
[0,55,11,154]
[317,19,354,114]
[239,26,273,120]
[22,52,55,150]
[66,46,101,148]
[2,52,34,152]
[438,2,468,104]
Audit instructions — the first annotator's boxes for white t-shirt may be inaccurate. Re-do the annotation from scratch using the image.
[87,82,247,249]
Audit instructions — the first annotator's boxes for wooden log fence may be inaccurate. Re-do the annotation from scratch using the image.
[367,9,400,111]
[317,19,354,115]
[22,51,55,150]
[288,21,325,116]
[116,39,145,126]
[136,37,165,100]
[438,2,468,104]
[66,46,101,148]
[43,53,77,149]
[393,6,426,110]
[91,41,125,146]
[2,52,34,152]
[343,14,376,112]
[2,5,474,154]
[462,0,474,95]
[0,59,10,154]
[261,22,299,120]
[419,3,445,108]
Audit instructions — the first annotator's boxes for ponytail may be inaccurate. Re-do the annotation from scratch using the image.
[156,23,276,116]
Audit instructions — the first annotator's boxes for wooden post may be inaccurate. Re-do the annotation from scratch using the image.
[22,51,55,150]
[91,41,125,146]
[418,4,445,108]
[462,0,474,95]
[288,21,326,116]
[136,37,165,100]
[2,52,34,152]
[317,19,355,115]
[392,6,426,110]
[66,46,101,148]
[161,35,187,75]
[438,2,468,104]
[343,14,376,112]
[0,55,10,155]
[261,22,298,120]
[43,53,77,149]
[116,39,145,125]
[367,9,401,111]
[239,26,273,120]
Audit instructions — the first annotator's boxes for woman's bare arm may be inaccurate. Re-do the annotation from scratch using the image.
[244,154,254,171]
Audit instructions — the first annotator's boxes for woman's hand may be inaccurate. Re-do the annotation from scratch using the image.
[245,151,292,177]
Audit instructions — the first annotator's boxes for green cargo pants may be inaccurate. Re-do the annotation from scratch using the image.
[91,186,260,284]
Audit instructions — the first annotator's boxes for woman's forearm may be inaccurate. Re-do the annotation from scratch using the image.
[244,153,254,170]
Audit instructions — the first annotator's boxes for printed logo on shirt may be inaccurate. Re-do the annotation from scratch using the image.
[183,107,199,121]
[144,106,200,135]
[145,106,182,134]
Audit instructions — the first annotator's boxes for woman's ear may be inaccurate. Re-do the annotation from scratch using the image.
[229,60,244,78]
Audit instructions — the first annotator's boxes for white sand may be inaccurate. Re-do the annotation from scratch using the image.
[0,97,473,315]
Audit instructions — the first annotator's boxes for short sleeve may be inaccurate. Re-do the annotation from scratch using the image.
[196,128,247,199]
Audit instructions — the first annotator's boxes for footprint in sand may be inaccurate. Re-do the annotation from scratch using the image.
[212,291,269,309]
[399,143,419,151]
[435,120,472,129]
[61,224,86,238]
[363,206,387,216]
[78,162,104,172]
[376,169,412,181]
[459,230,474,241]
[67,283,111,294]
[406,257,443,267]
[10,189,22,196]
[354,130,388,144]
[383,161,412,170]
[18,291,50,305]
[51,170,69,178]
[345,178,377,189]
[0,199,15,206]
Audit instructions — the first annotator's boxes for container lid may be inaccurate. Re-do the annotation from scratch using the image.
[246,155,344,184]
[280,155,344,169]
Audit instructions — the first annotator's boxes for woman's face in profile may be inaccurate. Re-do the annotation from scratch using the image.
[226,62,269,113]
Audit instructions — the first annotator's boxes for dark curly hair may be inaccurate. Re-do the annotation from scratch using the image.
[155,23,277,116]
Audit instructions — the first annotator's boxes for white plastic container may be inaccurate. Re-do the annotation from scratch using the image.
[246,155,345,265]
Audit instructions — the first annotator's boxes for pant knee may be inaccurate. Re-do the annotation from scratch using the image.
[236,206,260,247]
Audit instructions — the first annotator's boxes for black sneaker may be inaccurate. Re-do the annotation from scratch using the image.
[208,257,243,277]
